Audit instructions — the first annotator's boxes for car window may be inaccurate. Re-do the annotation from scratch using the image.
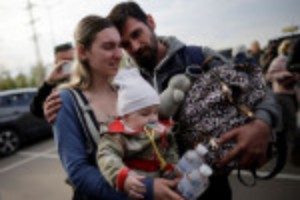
[0,96,9,107]
[0,91,36,107]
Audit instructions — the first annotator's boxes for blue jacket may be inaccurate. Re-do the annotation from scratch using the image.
[53,90,153,200]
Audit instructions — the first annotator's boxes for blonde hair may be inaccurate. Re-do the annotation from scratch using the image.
[278,39,292,56]
[60,15,114,90]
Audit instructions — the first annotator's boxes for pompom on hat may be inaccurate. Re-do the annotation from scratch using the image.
[113,68,160,116]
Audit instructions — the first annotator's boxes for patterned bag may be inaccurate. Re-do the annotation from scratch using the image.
[176,57,267,178]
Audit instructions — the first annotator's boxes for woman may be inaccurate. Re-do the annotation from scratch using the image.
[53,15,139,200]
[52,15,182,200]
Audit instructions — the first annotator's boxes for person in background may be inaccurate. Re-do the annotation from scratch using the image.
[266,39,299,166]
[231,44,255,64]
[30,42,74,118]
[286,39,300,167]
[260,40,279,74]
[249,40,263,65]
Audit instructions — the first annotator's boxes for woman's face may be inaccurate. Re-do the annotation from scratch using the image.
[84,27,122,78]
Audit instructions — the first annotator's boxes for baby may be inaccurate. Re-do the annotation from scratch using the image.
[97,68,178,198]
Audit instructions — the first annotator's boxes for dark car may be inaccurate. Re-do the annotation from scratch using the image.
[0,88,52,157]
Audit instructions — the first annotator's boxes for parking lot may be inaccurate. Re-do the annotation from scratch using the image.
[0,138,300,200]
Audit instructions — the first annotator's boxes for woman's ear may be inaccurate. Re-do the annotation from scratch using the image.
[146,14,156,30]
[77,44,87,61]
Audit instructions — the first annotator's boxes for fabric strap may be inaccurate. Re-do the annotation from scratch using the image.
[68,88,100,153]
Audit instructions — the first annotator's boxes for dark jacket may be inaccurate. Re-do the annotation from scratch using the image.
[30,82,56,118]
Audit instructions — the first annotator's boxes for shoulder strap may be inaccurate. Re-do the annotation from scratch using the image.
[68,88,100,153]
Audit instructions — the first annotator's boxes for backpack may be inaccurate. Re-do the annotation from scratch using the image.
[176,46,287,186]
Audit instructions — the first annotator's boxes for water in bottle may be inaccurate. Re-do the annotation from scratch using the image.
[178,163,213,200]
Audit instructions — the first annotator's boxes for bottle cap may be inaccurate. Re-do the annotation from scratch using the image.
[195,144,208,156]
[186,151,198,160]
[199,164,213,176]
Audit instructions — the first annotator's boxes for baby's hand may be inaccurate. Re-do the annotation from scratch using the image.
[124,173,146,199]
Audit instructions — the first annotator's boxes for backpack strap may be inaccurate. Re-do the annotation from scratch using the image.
[68,88,100,153]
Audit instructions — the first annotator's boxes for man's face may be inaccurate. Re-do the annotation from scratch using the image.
[55,49,74,64]
[120,17,158,71]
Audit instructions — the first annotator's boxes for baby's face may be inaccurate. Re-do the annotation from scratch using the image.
[123,104,159,131]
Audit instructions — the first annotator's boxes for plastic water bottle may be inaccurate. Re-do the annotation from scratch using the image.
[176,143,208,174]
[178,164,213,200]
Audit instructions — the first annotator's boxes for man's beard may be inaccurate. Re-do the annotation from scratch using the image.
[133,33,158,73]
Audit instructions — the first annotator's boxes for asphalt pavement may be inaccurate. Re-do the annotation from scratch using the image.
[0,138,300,200]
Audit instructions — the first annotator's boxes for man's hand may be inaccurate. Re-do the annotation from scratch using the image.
[153,178,184,200]
[46,60,70,84]
[219,119,270,169]
[43,90,62,124]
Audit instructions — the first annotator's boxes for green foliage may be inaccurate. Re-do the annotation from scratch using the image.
[0,65,44,91]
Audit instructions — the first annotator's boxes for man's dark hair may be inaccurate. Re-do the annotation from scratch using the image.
[54,42,73,54]
[108,1,148,33]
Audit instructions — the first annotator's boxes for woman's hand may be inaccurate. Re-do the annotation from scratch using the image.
[43,90,62,123]
[153,178,184,200]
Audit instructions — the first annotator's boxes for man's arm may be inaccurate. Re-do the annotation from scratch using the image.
[30,82,56,118]
[31,60,69,119]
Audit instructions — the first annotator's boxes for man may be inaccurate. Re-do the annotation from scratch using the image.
[107,2,281,199]
[30,42,74,118]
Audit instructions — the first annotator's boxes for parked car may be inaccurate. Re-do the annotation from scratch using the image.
[0,88,52,157]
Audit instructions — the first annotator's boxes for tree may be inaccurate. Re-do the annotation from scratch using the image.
[29,65,46,87]
[15,73,28,88]
[0,68,16,90]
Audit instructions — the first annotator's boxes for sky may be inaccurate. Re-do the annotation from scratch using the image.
[0,0,299,77]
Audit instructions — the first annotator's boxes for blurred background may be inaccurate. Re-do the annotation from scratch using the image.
[0,0,299,88]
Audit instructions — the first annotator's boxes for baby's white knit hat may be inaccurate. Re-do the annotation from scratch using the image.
[113,68,160,116]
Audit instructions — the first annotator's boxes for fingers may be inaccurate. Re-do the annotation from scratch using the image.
[127,177,146,200]
[56,60,69,69]
[166,190,184,200]
[43,91,62,124]
[161,178,178,188]
[220,144,241,166]
[128,188,144,200]
[131,176,146,193]
[153,178,184,200]
[219,129,238,145]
